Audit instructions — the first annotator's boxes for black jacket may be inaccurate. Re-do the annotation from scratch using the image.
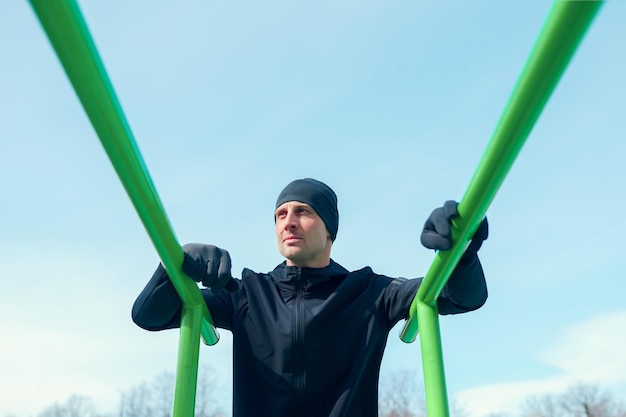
[132,255,487,417]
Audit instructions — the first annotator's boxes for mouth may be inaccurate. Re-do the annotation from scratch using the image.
[283,235,302,243]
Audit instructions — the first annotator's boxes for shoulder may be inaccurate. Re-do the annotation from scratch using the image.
[342,266,396,292]
[349,266,392,281]
[240,267,278,289]
[241,267,265,279]
[347,267,423,296]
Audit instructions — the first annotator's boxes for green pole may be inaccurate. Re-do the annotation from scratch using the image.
[417,301,449,417]
[401,2,602,417]
[174,304,204,417]
[401,0,602,343]
[28,1,220,416]
[28,0,217,343]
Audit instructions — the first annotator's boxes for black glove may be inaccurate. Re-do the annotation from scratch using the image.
[421,200,459,251]
[181,243,239,292]
[466,216,488,254]
[421,200,488,253]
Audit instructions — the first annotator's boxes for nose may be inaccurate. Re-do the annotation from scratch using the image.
[283,211,297,229]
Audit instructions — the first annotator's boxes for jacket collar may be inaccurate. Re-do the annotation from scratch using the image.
[272,259,349,285]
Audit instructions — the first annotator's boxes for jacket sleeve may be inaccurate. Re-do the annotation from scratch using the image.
[437,252,488,315]
[131,263,237,331]
[382,252,488,324]
[131,263,183,331]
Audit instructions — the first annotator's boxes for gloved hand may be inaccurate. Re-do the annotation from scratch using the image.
[466,215,488,254]
[420,200,488,254]
[181,243,239,292]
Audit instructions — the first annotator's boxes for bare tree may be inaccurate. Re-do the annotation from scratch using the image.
[523,392,566,417]
[37,395,96,417]
[560,383,626,417]
[37,404,64,417]
[152,371,175,417]
[378,369,470,417]
[118,382,153,417]
[378,370,427,417]
[522,383,626,417]
[117,363,225,417]
[195,363,226,417]
[65,395,96,417]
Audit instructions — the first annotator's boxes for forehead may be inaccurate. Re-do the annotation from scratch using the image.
[275,201,315,213]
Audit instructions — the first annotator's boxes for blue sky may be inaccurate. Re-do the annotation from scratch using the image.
[1,1,625,416]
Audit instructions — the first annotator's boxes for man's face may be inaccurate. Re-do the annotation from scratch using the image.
[275,201,332,268]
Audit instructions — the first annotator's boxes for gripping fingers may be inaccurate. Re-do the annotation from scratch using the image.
[420,200,460,251]
[442,200,459,220]
[199,246,232,292]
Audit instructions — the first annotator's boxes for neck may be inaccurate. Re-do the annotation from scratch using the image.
[286,258,331,268]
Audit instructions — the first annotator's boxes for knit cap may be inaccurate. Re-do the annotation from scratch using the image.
[275,178,339,241]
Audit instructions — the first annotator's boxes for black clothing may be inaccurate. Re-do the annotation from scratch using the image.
[132,255,487,417]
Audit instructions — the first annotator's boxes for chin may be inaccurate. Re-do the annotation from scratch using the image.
[281,248,302,260]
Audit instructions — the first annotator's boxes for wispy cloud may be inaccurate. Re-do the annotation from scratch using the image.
[457,310,626,417]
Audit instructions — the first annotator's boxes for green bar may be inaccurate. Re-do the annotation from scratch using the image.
[28,2,221,415]
[417,302,449,417]
[173,305,203,417]
[28,0,218,345]
[400,0,602,343]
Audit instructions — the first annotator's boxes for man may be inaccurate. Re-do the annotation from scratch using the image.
[132,178,488,417]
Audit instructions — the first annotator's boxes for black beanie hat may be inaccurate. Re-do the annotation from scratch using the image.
[275,178,339,241]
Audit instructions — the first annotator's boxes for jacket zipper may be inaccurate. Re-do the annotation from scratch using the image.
[293,268,306,395]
